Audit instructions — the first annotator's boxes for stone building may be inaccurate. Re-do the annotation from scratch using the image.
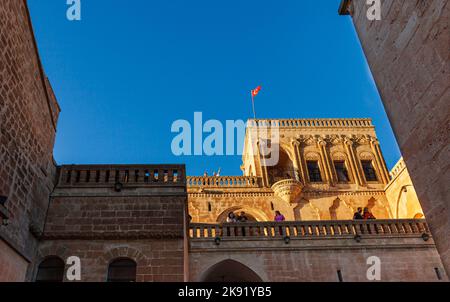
[0,0,448,282]
[189,119,401,224]
[187,120,444,282]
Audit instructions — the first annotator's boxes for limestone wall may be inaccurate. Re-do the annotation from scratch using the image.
[385,158,424,219]
[188,186,392,223]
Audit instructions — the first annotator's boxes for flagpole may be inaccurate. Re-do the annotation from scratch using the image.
[251,93,257,121]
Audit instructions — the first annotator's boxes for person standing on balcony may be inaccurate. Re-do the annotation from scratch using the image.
[353,208,364,220]
[274,211,286,222]
[237,211,248,222]
[226,212,237,223]
[363,207,376,220]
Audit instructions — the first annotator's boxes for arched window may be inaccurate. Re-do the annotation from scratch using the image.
[107,258,137,282]
[36,256,65,282]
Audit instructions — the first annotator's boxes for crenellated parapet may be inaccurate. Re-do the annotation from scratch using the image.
[389,157,407,180]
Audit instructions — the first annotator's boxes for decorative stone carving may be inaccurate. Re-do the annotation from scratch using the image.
[331,151,347,161]
[317,137,327,147]
[355,135,370,145]
[271,179,304,203]
[304,136,316,146]
[343,136,354,146]
[359,151,374,160]
[329,135,342,145]
[305,152,321,161]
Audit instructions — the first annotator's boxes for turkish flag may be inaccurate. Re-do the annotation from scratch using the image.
[251,86,261,97]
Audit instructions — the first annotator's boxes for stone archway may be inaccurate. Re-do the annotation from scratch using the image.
[216,206,270,223]
[267,146,296,185]
[200,259,263,282]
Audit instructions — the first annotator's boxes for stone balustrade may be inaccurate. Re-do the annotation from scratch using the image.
[248,118,373,128]
[57,164,185,187]
[187,176,262,188]
[389,157,406,180]
[189,219,429,239]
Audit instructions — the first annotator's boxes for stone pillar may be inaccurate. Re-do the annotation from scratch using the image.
[343,137,363,187]
[316,138,331,184]
[257,140,270,188]
[370,137,390,185]
[290,140,303,182]
[293,140,307,183]
[319,138,335,186]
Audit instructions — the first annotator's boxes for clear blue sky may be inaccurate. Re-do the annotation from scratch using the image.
[28,0,401,176]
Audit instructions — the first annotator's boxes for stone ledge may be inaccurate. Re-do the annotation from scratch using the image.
[190,236,437,253]
[41,231,184,240]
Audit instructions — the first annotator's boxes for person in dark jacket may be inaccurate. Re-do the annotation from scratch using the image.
[237,211,248,222]
[353,207,364,220]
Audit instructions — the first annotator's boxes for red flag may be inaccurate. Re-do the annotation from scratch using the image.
[251,86,261,97]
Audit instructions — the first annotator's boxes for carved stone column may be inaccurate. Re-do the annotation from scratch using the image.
[316,138,331,184]
[343,136,363,187]
[318,137,335,186]
[291,139,304,183]
[257,140,270,187]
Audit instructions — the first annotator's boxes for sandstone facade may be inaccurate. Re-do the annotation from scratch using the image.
[189,119,421,224]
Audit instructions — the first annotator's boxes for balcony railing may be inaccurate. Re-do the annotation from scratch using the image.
[187,176,262,188]
[247,118,373,129]
[57,164,185,187]
[189,219,429,239]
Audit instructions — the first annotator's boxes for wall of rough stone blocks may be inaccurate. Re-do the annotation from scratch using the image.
[37,239,185,282]
[340,0,449,273]
[0,239,29,282]
[43,196,186,237]
[190,244,447,282]
[0,0,60,281]
[35,194,187,281]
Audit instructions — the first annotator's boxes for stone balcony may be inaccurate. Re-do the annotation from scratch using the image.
[271,179,303,203]
[189,219,433,251]
[187,176,262,188]
[186,176,265,194]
